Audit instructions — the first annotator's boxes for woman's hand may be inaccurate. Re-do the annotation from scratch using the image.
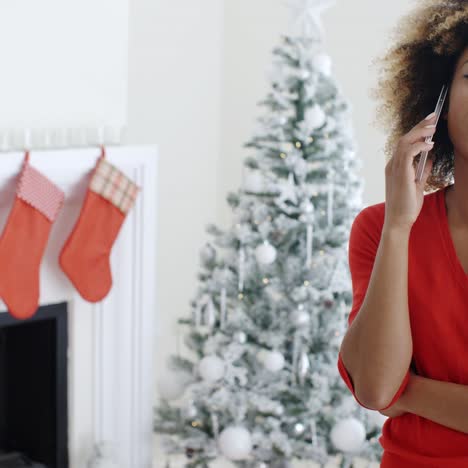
[384,113,437,231]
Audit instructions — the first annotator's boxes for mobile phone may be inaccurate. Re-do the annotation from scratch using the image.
[415,84,448,183]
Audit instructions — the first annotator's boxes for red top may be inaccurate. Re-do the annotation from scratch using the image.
[337,185,468,467]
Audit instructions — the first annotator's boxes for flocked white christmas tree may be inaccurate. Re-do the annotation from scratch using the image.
[154,1,386,467]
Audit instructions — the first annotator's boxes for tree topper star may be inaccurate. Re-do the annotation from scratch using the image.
[284,0,335,38]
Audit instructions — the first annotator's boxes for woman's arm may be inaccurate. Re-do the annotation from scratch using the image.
[340,223,413,409]
[394,372,468,434]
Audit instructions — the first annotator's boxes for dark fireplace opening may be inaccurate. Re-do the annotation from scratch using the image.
[0,302,68,468]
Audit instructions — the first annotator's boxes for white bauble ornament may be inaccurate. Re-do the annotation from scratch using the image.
[243,170,264,193]
[330,417,366,453]
[157,369,190,401]
[255,241,277,265]
[312,52,332,76]
[305,104,326,130]
[218,426,252,460]
[262,350,285,372]
[198,355,225,382]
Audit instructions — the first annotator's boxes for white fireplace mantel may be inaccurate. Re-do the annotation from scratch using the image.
[0,145,157,468]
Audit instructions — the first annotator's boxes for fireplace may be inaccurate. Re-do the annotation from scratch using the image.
[0,302,68,468]
[0,145,157,467]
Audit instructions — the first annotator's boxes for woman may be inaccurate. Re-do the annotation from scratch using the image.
[337,1,468,466]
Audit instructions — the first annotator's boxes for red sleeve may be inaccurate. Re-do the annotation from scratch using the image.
[337,206,411,411]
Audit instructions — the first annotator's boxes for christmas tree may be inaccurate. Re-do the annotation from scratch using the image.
[154,1,384,466]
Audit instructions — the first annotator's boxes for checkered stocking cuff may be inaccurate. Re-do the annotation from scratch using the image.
[17,159,65,222]
[89,157,140,214]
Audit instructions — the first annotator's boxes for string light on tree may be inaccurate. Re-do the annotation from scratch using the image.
[294,422,305,436]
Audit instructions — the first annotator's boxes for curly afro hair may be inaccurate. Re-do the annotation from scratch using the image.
[369,0,468,193]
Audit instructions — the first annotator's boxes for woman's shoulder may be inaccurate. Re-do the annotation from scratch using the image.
[349,203,385,248]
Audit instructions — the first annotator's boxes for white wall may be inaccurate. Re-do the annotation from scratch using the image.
[126,0,225,406]
[0,0,128,136]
